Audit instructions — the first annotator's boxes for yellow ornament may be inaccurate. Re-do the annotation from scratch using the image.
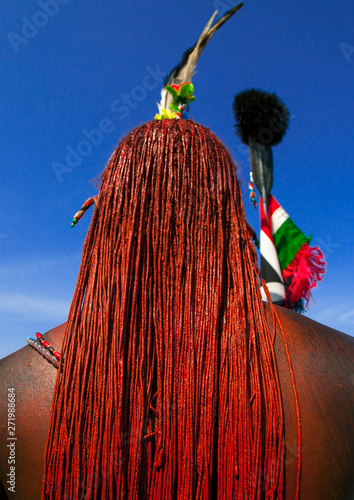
[155,108,178,120]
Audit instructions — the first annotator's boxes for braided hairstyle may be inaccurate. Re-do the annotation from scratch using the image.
[42,119,285,499]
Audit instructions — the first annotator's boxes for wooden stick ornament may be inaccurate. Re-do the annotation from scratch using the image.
[233,88,325,311]
[70,196,98,227]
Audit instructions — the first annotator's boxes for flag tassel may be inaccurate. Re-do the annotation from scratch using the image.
[260,194,326,311]
[283,243,326,309]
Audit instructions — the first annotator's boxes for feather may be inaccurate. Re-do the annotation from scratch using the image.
[249,139,273,218]
[159,3,244,111]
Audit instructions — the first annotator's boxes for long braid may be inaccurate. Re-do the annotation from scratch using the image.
[43,119,286,499]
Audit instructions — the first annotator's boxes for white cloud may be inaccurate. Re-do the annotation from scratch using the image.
[0,253,81,281]
[0,255,77,349]
[307,294,354,336]
[0,292,70,321]
[338,309,354,325]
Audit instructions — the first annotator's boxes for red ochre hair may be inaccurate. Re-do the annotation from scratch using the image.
[42,119,285,499]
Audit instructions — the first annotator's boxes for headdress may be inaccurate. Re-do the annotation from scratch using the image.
[233,88,326,311]
[43,6,301,499]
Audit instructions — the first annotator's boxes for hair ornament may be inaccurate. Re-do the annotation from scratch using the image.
[155,82,195,120]
[71,196,98,227]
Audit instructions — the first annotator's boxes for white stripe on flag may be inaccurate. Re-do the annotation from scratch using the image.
[271,205,289,235]
[260,230,284,282]
[261,282,286,303]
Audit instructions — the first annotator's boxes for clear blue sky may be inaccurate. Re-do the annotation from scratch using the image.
[1,0,353,358]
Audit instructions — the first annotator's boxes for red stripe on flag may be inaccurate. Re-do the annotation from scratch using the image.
[260,196,272,240]
[267,194,280,219]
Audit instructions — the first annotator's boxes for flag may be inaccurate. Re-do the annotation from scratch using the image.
[260,194,326,310]
[260,197,286,305]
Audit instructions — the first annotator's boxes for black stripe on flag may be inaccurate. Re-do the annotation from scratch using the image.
[260,255,283,285]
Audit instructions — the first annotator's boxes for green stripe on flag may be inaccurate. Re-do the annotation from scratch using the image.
[273,218,310,270]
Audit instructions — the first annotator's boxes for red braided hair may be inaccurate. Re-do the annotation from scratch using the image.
[42,119,286,499]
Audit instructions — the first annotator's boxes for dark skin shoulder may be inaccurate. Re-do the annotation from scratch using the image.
[0,310,353,499]
[270,305,354,499]
[0,324,65,500]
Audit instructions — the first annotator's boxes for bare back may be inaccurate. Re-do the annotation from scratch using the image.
[0,308,353,499]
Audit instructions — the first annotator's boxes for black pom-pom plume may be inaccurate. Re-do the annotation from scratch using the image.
[233,89,290,146]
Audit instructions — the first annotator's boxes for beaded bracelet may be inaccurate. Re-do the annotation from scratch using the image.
[26,332,62,369]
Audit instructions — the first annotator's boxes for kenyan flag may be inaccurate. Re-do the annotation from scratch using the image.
[260,195,326,310]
